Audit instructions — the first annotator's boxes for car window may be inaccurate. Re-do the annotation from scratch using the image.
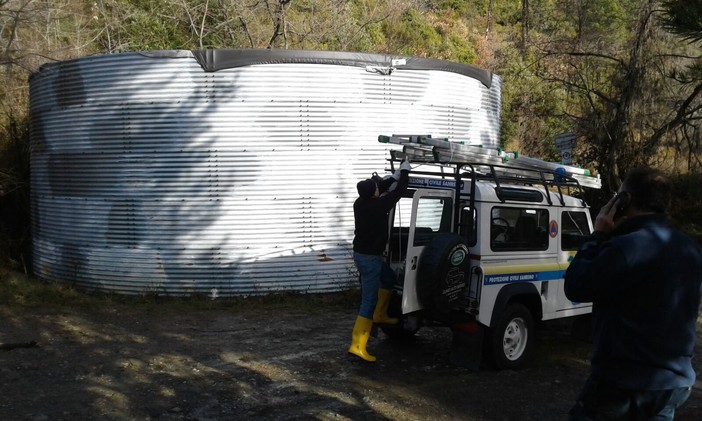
[491,207,549,251]
[561,211,591,250]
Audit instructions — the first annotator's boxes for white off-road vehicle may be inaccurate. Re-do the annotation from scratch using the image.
[377,135,599,370]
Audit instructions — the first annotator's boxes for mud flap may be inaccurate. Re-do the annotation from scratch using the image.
[449,323,484,371]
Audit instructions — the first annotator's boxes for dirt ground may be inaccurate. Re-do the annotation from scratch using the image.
[1,276,701,421]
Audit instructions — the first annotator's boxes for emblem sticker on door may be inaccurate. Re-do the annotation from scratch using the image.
[450,245,468,266]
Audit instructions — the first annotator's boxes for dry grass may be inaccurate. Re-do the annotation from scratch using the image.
[0,268,359,313]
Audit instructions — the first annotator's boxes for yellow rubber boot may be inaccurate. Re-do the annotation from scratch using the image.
[373,288,399,325]
[348,316,376,362]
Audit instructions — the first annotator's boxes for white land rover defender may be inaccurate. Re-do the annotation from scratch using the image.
[377,135,599,370]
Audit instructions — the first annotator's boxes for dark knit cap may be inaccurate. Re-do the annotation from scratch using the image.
[357,179,376,198]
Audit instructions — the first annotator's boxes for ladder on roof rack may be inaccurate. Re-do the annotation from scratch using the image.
[378,134,601,189]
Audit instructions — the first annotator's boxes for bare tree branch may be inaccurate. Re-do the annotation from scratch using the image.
[238,16,254,48]
[645,82,702,157]
[199,0,210,49]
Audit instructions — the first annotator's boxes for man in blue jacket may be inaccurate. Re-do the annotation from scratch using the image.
[565,167,702,420]
[348,159,411,362]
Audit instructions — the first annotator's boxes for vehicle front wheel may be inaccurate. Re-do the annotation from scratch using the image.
[486,303,534,370]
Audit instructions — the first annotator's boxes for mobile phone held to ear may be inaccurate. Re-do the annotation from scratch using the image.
[614,192,631,215]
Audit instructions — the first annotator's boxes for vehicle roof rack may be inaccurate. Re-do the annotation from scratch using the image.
[378,134,601,190]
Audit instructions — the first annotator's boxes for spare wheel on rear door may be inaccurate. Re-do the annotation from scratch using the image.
[416,233,470,322]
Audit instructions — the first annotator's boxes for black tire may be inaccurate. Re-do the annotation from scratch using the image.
[416,233,470,322]
[381,290,420,341]
[380,324,419,341]
[570,313,594,343]
[485,303,534,370]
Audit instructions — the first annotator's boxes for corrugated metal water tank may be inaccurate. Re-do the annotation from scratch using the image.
[29,49,502,295]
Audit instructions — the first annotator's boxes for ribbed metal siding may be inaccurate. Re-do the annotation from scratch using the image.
[29,50,501,295]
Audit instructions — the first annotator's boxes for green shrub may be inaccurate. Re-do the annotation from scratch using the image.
[670,172,702,242]
[384,8,444,57]
[0,111,31,270]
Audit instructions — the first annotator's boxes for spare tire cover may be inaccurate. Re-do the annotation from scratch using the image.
[416,233,470,318]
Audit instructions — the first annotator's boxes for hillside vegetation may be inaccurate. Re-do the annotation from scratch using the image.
[1,0,701,267]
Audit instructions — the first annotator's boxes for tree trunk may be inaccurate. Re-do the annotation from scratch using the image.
[267,0,291,49]
[486,0,493,39]
[599,1,655,192]
[521,0,529,48]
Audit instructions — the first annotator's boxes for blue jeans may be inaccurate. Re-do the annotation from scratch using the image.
[569,376,692,421]
[353,252,397,319]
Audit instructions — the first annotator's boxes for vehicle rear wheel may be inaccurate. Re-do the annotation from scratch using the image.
[380,324,419,341]
[381,291,421,341]
[486,303,534,370]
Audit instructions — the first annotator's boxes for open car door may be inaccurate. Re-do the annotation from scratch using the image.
[401,188,455,314]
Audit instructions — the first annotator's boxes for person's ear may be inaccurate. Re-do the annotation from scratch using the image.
[615,192,631,214]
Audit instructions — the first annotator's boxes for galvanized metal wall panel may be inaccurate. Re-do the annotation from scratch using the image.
[29,50,501,295]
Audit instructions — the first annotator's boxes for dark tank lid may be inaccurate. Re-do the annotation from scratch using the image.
[191,48,494,88]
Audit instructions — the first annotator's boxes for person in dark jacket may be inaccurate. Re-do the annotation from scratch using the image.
[348,159,411,362]
[565,167,702,420]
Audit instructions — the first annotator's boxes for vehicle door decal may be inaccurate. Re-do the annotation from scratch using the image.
[484,270,564,285]
[482,262,568,285]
